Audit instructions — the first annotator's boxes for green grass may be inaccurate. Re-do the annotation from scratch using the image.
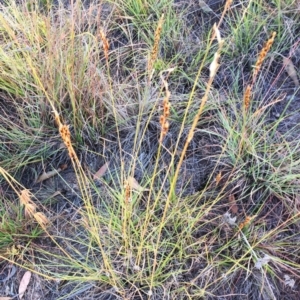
[0,0,300,299]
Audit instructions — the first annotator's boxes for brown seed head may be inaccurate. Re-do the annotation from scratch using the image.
[253,32,276,82]
[148,14,164,80]
[243,84,252,112]
[124,180,131,204]
[159,81,171,143]
[99,28,109,61]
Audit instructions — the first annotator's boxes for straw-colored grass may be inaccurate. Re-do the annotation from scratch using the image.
[0,0,299,299]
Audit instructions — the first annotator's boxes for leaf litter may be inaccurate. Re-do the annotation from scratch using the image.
[18,271,32,299]
[93,161,110,180]
[283,56,299,87]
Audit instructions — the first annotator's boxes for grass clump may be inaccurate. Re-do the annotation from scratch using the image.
[0,0,300,299]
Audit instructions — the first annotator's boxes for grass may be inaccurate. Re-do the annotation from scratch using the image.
[0,0,300,299]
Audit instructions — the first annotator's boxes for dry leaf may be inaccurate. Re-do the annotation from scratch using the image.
[215,171,222,185]
[228,194,238,214]
[199,0,213,13]
[36,168,62,183]
[93,161,110,180]
[49,191,61,198]
[59,164,68,171]
[127,176,149,192]
[255,254,271,269]
[209,52,220,78]
[0,297,13,300]
[18,271,32,299]
[283,57,299,87]
[223,212,237,226]
[213,23,222,45]
[284,274,295,288]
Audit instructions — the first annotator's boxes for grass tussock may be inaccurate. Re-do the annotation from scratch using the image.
[0,0,300,299]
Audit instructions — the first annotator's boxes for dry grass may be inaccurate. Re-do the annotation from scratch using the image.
[0,0,300,299]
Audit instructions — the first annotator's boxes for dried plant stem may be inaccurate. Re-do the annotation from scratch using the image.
[180,63,220,162]
[176,27,224,181]
[53,110,92,218]
[121,179,132,251]
[217,0,233,27]
[159,74,171,143]
[150,21,226,289]
[135,69,174,268]
[0,168,48,227]
[53,108,119,285]
[0,167,77,263]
